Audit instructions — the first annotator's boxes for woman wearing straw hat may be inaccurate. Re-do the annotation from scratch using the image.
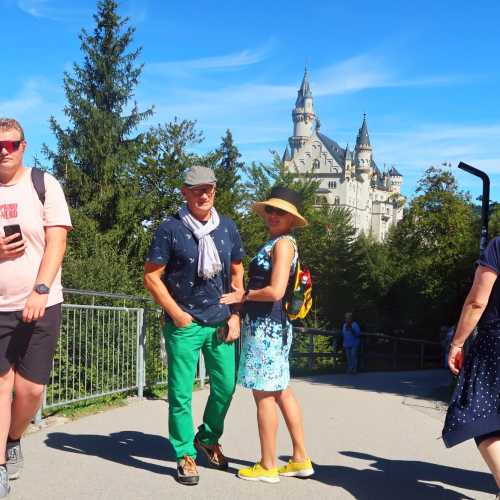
[221,185,314,484]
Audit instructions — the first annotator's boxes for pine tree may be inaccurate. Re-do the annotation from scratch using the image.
[44,0,153,234]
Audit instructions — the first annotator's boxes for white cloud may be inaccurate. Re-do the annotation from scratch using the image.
[17,0,89,21]
[147,46,271,78]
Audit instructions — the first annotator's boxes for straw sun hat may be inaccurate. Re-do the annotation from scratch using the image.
[253,185,308,229]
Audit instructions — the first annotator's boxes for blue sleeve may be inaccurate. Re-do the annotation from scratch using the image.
[477,237,500,274]
[229,220,245,262]
[352,322,361,336]
[145,224,172,265]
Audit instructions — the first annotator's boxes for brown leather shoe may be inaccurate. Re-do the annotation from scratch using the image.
[177,455,199,485]
[194,435,229,470]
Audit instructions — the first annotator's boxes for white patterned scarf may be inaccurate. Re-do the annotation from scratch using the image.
[179,204,222,280]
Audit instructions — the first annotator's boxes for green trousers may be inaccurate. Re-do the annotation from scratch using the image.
[163,320,236,460]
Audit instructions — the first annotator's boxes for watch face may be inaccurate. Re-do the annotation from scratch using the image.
[35,284,50,294]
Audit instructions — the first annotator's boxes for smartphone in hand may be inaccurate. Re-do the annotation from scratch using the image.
[3,224,23,243]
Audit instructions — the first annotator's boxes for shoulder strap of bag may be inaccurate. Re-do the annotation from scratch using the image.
[31,167,46,205]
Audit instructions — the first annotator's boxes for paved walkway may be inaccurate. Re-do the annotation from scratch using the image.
[8,370,498,499]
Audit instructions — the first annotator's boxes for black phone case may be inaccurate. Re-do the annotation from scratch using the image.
[3,224,22,243]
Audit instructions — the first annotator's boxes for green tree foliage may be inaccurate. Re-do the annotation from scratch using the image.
[384,166,478,336]
[212,130,246,224]
[44,0,153,291]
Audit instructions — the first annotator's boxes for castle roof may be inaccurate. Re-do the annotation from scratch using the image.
[388,166,402,177]
[317,132,346,166]
[356,114,371,147]
[282,145,292,162]
[295,68,313,107]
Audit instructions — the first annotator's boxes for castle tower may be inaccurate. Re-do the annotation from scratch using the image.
[388,166,403,193]
[344,144,354,180]
[355,114,373,182]
[289,69,316,154]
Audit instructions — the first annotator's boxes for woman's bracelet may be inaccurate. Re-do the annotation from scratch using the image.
[450,342,464,349]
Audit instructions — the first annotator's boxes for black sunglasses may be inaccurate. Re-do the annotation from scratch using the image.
[264,205,287,216]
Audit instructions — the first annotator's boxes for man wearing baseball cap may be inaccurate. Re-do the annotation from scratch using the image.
[144,165,244,485]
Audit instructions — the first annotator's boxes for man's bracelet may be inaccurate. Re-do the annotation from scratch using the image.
[450,343,463,349]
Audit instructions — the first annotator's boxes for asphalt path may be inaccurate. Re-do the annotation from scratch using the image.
[8,370,498,499]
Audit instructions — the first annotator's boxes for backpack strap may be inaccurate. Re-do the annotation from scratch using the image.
[31,167,46,205]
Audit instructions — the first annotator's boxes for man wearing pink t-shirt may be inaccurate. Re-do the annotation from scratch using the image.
[0,118,72,497]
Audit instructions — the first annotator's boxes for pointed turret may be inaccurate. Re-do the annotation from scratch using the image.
[355,114,372,177]
[282,145,292,163]
[295,68,312,107]
[289,68,316,154]
[344,144,353,161]
[356,114,371,148]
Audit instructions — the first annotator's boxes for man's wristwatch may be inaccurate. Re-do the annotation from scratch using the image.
[34,283,50,295]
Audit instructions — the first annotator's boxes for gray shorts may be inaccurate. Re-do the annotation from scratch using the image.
[0,303,62,385]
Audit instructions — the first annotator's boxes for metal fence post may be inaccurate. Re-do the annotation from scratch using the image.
[136,308,145,398]
[393,338,398,369]
[308,334,314,371]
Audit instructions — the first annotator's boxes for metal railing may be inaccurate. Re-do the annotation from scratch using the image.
[37,290,443,419]
[291,327,443,373]
[39,290,208,417]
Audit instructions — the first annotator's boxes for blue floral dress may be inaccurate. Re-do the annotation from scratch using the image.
[238,235,298,391]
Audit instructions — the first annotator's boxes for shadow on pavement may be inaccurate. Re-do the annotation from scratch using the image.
[45,430,177,478]
[278,451,496,499]
[299,369,453,402]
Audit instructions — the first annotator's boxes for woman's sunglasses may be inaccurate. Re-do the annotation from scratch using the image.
[0,141,22,154]
[264,205,287,216]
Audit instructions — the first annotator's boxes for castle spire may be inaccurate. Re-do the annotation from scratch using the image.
[356,113,371,148]
[295,67,312,106]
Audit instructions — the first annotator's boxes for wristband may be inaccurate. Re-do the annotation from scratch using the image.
[450,343,463,349]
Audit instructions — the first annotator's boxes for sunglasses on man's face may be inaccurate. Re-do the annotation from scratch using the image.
[264,205,287,216]
[188,185,215,197]
[0,141,22,154]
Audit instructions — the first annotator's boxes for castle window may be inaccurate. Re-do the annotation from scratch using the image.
[313,159,320,170]
[328,181,337,189]
[333,196,340,206]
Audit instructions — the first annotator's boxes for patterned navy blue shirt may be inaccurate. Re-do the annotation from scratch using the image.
[146,213,244,325]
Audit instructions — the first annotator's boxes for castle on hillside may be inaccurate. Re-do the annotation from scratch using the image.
[283,70,405,241]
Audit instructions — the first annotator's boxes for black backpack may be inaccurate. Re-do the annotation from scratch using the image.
[31,167,46,205]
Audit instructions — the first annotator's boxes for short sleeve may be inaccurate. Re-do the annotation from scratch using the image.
[43,173,72,229]
[229,220,245,262]
[477,237,500,274]
[146,224,172,265]
[352,322,361,335]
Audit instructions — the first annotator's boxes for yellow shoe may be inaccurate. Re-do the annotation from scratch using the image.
[237,463,280,483]
[278,458,315,478]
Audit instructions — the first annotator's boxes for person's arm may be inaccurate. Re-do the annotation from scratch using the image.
[144,263,193,328]
[352,322,361,337]
[23,226,68,323]
[225,260,244,342]
[220,238,294,304]
[448,265,498,375]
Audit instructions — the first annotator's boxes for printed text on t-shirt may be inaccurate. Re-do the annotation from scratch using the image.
[0,204,18,220]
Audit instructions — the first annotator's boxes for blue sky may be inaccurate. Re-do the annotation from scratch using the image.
[1,0,500,202]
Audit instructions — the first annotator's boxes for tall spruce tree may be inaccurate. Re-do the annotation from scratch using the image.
[43,0,153,292]
[44,0,153,234]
